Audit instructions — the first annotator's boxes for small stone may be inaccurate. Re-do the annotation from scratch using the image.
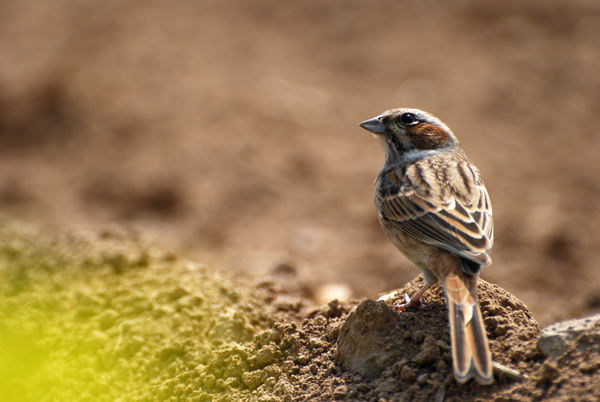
[510,349,525,361]
[332,385,348,399]
[296,354,309,365]
[415,335,441,366]
[242,371,263,390]
[494,325,508,336]
[536,361,559,386]
[261,365,282,382]
[326,322,342,341]
[264,377,277,389]
[401,366,417,382]
[580,361,600,374]
[256,344,278,367]
[531,389,544,399]
[430,372,443,384]
[225,377,240,388]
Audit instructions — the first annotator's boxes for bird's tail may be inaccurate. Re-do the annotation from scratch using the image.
[442,270,493,385]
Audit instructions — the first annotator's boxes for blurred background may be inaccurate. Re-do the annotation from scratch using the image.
[1,0,599,326]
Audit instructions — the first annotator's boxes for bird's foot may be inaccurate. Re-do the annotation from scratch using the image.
[393,293,425,310]
[393,284,430,310]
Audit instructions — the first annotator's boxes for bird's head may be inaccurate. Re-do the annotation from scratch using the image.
[359,108,459,165]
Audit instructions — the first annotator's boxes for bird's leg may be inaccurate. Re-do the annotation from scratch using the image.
[394,283,430,310]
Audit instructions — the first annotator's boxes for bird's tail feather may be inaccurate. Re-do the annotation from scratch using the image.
[444,272,493,385]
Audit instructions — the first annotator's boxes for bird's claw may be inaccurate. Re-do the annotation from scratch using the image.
[393,293,425,310]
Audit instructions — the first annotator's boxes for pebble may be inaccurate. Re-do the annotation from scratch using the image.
[537,314,600,359]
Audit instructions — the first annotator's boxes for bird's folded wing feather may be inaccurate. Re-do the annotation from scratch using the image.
[379,162,493,265]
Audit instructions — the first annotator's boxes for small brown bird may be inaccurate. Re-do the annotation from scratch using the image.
[360,108,493,385]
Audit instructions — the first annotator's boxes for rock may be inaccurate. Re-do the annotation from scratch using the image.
[537,314,600,359]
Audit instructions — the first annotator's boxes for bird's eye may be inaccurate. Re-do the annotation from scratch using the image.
[399,113,418,126]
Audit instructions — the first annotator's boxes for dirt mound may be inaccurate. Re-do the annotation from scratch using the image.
[1,230,600,401]
[331,277,540,401]
[269,276,600,402]
[271,276,540,401]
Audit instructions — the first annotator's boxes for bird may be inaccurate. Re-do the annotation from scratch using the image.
[359,108,494,385]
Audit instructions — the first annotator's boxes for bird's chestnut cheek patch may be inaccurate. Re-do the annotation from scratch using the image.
[407,123,450,150]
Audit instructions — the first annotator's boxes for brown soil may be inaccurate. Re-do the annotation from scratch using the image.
[275,276,600,402]
[3,230,598,402]
[1,1,600,400]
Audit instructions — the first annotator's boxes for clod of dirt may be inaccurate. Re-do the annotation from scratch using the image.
[284,275,600,402]
[334,299,405,379]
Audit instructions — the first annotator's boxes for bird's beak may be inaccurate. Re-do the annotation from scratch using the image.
[358,116,385,134]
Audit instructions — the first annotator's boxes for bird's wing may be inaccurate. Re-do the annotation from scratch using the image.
[378,161,493,265]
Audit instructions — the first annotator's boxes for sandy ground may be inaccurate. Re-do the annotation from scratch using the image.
[2,230,599,401]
